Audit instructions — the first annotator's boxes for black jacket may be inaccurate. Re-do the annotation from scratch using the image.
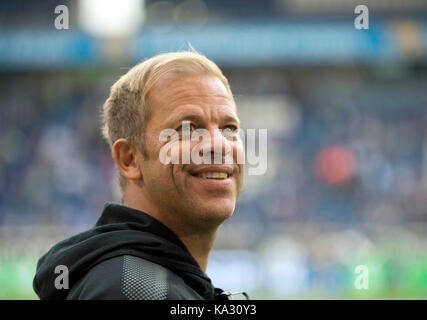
[33,202,229,300]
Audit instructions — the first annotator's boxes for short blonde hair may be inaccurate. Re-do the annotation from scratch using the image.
[101,50,232,199]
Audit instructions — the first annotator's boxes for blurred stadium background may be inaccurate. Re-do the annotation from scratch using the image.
[1,0,427,299]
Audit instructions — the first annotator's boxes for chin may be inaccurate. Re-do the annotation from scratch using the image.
[198,199,235,222]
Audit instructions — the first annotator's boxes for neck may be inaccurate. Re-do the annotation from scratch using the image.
[124,187,218,272]
[174,228,217,272]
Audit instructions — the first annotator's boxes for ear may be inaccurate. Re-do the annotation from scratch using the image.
[112,138,143,181]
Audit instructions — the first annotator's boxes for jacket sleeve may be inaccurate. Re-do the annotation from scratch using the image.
[66,255,130,300]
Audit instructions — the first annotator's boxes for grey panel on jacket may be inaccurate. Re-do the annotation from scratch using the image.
[66,255,204,300]
[121,255,168,300]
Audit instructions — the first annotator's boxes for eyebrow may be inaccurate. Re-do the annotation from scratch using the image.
[167,112,241,128]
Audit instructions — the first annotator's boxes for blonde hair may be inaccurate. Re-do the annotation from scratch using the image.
[101,50,232,199]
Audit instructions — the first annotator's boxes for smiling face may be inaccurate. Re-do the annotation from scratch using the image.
[138,73,244,231]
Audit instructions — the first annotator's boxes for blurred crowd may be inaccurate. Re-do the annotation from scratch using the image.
[0,68,427,298]
[1,66,427,299]
[1,66,427,231]
[1,0,427,299]
[230,67,427,231]
[0,71,116,227]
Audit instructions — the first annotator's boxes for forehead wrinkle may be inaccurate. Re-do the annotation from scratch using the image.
[152,73,234,106]
[162,87,236,120]
[164,102,239,129]
[207,103,239,124]
[166,89,233,106]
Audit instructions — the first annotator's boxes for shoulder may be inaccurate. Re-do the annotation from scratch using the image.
[121,255,169,300]
[66,255,202,300]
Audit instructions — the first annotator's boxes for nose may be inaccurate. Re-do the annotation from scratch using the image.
[198,127,233,165]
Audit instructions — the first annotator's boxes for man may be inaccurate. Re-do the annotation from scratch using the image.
[33,51,245,300]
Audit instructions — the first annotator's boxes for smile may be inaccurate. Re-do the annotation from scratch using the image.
[189,165,234,181]
[196,172,230,179]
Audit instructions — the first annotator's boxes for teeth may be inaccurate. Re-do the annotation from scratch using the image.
[198,172,228,179]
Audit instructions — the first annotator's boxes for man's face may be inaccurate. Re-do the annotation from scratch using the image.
[139,74,244,229]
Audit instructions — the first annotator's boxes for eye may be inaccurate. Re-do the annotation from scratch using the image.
[222,125,238,133]
[177,122,196,133]
[222,125,239,141]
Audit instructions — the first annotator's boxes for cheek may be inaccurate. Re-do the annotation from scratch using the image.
[146,163,179,199]
[233,139,245,165]
[234,141,245,186]
[171,163,188,188]
[144,142,173,183]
